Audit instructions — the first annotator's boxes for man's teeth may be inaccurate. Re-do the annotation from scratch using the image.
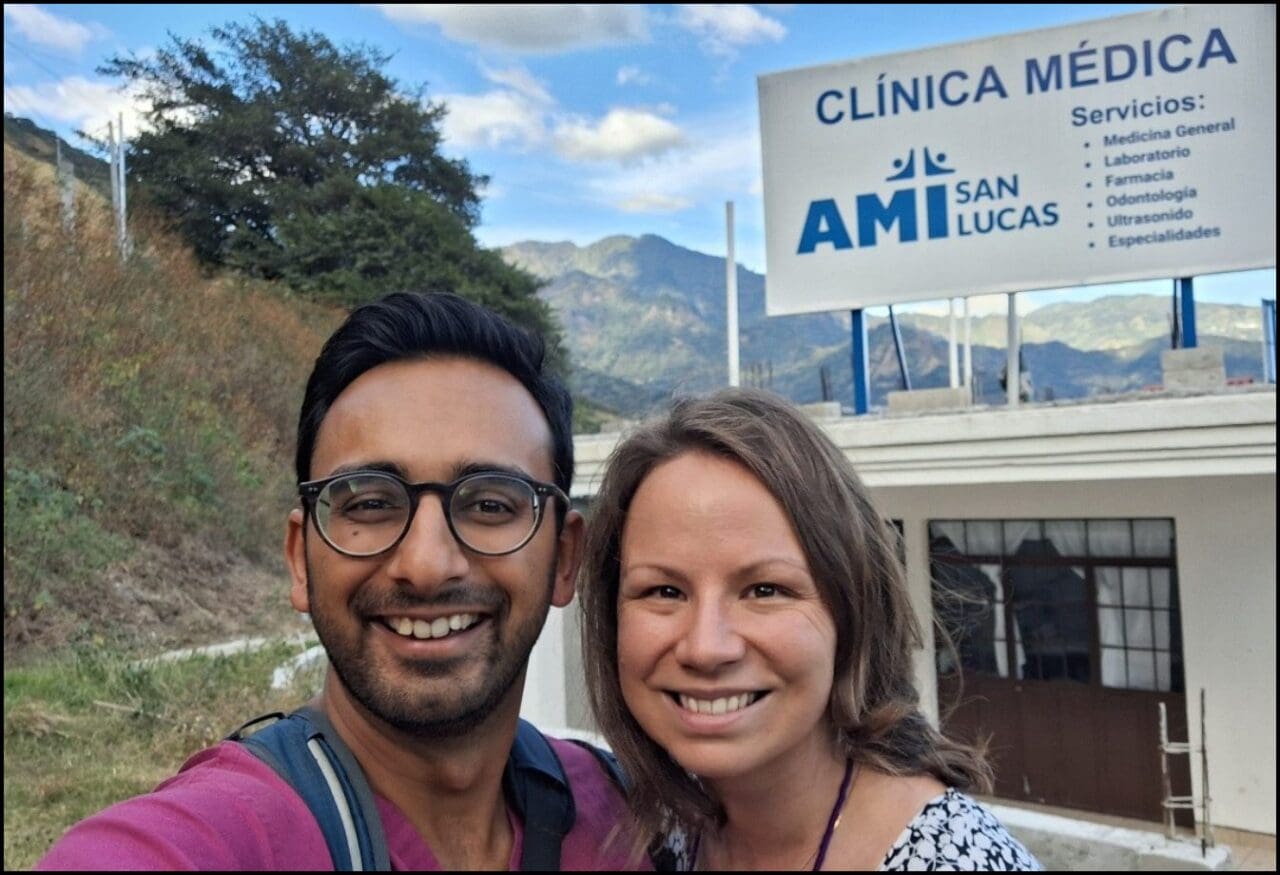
[390,614,480,640]
[678,693,759,715]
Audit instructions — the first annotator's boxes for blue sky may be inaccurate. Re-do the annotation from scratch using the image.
[3,3,1273,315]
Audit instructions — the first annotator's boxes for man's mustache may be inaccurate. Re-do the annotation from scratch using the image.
[353,583,506,615]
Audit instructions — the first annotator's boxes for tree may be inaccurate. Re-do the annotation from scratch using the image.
[101,18,563,364]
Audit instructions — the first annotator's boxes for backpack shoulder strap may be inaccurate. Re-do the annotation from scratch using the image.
[232,712,587,871]
[229,707,391,871]
[504,719,575,871]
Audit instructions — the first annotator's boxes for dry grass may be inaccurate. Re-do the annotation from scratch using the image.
[4,143,343,658]
[4,141,338,868]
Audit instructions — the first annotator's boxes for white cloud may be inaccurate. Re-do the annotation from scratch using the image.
[479,63,552,103]
[585,116,761,214]
[439,88,548,150]
[438,62,554,151]
[676,4,786,57]
[3,5,97,54]
[616,193,693,213]
[3,77,148,137]
[553,108,685,163]
[477,179,506,200]
[441,66,684,166]
[373,4,649,53]
[438,60,682,167]
[616,65,651,86]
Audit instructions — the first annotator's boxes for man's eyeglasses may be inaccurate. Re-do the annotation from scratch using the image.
[298,470,568,558]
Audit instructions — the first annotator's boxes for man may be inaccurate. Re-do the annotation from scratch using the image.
[39,292,639,870]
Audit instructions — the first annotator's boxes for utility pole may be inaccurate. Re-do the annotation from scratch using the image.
[725,201,740,387]
[118,113,128,257]
[108,120,118,235]
[108,114,129,258]
[947,298,958,388]
[1007,292,1020,407]
[963,296,973,399]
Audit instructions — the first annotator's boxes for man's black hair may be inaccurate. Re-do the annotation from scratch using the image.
[296,292,573,496]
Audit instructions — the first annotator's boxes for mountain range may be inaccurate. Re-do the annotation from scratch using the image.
[5,113,1267,420]
[502,235,1270,418]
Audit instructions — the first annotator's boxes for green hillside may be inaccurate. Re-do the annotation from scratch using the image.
[904,294,1265,351]
[504,234,849,411]
[3,114,112,200]
[506,237,1271,414]
[3,140,337,662]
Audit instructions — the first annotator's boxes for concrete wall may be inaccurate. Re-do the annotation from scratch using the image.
[875,474,1276,836]
[521,602,569,729]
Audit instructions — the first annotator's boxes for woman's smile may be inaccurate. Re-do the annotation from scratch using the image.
[617,450,838,782]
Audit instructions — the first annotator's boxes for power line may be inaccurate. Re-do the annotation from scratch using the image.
[3,37,119,149]
[3,36,72,81]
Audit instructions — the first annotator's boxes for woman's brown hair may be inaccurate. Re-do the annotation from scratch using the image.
[578,388,991,849]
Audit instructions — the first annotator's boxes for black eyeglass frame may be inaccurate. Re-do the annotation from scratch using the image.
[298,469,569,558]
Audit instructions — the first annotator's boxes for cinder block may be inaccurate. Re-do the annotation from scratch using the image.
[1161,347,1225,390]
[886,386,972,413]
[1161,347,1226,372]
[798,401,842,420]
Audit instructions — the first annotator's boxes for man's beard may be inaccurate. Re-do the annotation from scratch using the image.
[306,560,556,739]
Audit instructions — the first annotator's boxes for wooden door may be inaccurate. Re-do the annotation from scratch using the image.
[935,550,1192,823]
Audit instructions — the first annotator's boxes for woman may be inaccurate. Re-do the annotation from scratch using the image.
[579,388,1040,871]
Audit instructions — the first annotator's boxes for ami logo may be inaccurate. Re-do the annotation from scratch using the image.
[796,147,1058,255]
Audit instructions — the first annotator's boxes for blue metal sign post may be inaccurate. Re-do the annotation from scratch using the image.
[851,308,869,414]
[1179,277,1198,348]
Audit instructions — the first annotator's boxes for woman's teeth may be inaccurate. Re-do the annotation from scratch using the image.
[678,692,760,715]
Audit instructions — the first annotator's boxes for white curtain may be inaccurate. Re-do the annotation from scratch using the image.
[1125,607,1154,648]
[1098,566,1173,690]
[1045,519,1087,556]
[1096,566,1122,605]
[1003,520,1039,555]
[1008,593,1025,681]
[980,563,1009,678]
[1133,519,1174,557]
[1087,519,1132,556]
[1127,651,1157,690]
[1123,567,1150,607]
[967,521,1002,555]
[930,521,966,553]
[1098,566,1126,686]
[1101,647,1126,687]
[1099,609,1124,646]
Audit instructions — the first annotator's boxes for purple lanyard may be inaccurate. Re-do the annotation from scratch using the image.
[690,757,855,871]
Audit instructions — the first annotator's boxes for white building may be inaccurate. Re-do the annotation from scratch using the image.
[526,384,1275,839]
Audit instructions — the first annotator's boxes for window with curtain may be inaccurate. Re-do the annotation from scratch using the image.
[930,518,1181,692]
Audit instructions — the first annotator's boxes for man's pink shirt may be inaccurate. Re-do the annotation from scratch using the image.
[37,737,645,870]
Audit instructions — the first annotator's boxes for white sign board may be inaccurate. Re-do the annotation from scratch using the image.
[757,5,1276,315]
